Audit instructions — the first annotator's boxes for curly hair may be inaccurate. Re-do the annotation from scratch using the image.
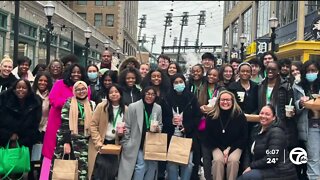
[63,63,88,87]
[118,67,142,87]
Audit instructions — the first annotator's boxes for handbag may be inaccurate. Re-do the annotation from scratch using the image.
[52,154,78,180]
[198,116,206,131]
[143,132,167,161]
[100,144,122,155]
[167,136,192,165]
[0,140,31,178]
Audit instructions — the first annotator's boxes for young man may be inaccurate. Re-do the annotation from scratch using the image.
[97,50,118,71]
[248,58,263,84]
[201,52,216,75]
[157,54,170,71]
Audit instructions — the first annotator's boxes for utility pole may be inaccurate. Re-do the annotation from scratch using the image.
[195,10,206,52]
[161,13,172,54]
[177,12,189,62]
[150,35,156,54]
[142,34,146,48]
[13,1,19,66]
[137,14,146,62]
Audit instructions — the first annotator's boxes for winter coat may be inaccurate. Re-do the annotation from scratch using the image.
[11,66,35,84]
[228,80,259,114]
[89,101,124,179]
[121,85,141,106]
[42,79,91,159]
[118,57,140,73]
[292,83,310,141]
[118,100,162,180]
[0,73,17,93]
[243,121,297,180]
[161,89,202,149]
[0,89,42,147]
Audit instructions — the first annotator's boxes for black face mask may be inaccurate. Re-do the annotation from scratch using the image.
[76,95,88,100]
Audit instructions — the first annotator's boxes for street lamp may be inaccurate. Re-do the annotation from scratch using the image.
[84,27,92,67]
[269,13,279,52]
[103,40,110,50]
[116,47,121,59]
[239,34,246,61]
[44,1,55,66]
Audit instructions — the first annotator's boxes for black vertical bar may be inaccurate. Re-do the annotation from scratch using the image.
[13,1,20,66]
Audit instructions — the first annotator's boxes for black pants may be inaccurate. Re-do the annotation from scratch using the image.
[191,136,201,180]
[201,143,213,180]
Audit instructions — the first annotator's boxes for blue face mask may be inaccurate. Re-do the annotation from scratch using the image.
[88,72,98,80]
[174,83,185,93]
[306,72,318,82]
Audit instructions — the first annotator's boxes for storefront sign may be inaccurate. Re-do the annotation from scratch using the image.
[246,42,256,55]
[312,16,320,41]
[256,38,269,58]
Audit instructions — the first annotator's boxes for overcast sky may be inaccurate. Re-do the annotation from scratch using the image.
[138,1,224,54]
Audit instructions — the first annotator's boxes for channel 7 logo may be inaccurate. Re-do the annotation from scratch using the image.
[289,147,308,165]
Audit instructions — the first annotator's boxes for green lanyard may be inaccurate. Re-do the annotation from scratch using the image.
[77,102,85,119]
[266,87,272,103]
[207,86,217,99]
[112,109,120,128]
[144,109,151,130]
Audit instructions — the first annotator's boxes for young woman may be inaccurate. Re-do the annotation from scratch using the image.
[188,64,205,100]
[87,64,100,104]
[54,81,95,180]
[118,86,162,180]
[90,84,127,179]
[167,62,182,77]
[162,73,201,180]
[203,90,248,180]
[118,67,142,106]
[41,64,90,179]
[48,59,64,84]
[139,63,150,79]
[0,55,17,93]
[248,58,263,84]
[291,61,303,84]
[141,68,171,104]
[0,79,42,179]
[239,105,297,180]
[32,72,53,141]
[96,70,118,104]
[218,64,234,88]
[294,60,320,180]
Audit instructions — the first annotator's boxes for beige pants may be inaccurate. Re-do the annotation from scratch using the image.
[212,148,242,180]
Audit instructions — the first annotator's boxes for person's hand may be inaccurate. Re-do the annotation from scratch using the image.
[64,143,71,154]
[223,147,230,163]
[200,105,207,113]
[243,167,251,174]
[300,96,310,107]
[10,133,18,141]
[172,116,181,126]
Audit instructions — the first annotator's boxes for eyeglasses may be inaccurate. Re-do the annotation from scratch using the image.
[75,88,87,93]
[145,92,156,97]
[220,98,232,102]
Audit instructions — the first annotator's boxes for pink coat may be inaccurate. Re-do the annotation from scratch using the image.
[42,80,91,159]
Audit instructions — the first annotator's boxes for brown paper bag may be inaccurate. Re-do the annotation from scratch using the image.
[144,132,167,161]
[244,114,260,122]
[167,136,192,165]
[52,157,78,180]
[304,97,320,111]
[100,144,122,155]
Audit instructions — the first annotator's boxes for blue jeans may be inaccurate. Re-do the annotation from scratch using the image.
[306,127,320,180]
[133,150,158,180]
[166,152,194,180]
[237,169,263,180]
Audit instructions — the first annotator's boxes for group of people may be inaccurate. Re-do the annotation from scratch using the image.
[0,49,319,180]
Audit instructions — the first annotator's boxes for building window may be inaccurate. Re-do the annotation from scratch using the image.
[77,0,87,5]
[78,13,86,20]
[106,0,115,6]
[232,19,239,48]
[257,1,270,37]
[307,1,320,14]
[224,27,230,47]
[95,1,103,6]
[19,22,36,38]
[0,13,7,28]
[242,7,252,44]
[106,14,114,27]
[94,13,102,27]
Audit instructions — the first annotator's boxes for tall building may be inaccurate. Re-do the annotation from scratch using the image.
[66,1,138,57]
[223,1,320,62]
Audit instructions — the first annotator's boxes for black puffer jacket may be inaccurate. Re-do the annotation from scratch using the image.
[0,89,42,148]
[243,121,297,180]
